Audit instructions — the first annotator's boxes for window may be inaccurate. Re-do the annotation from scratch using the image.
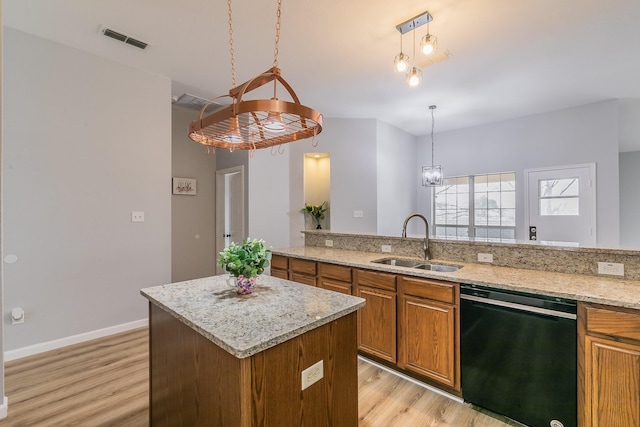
[433,172,516,239]
[538,178,579,216]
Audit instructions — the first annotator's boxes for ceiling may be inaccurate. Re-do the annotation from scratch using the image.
[4,0,640,137]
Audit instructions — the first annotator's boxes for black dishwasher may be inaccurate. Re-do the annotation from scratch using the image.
[460,284,577,427]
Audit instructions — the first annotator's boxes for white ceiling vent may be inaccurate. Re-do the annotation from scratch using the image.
[99,25,149,50]
[172,94,225,113]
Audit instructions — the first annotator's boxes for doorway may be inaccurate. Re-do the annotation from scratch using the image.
[215,166,245,274]
[525,163,596,246]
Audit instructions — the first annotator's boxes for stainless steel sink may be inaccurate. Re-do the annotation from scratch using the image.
[371,258,424,268]
[414,263,461,272]
[371,257,461,272]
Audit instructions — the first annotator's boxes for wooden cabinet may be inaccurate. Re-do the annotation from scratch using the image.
[270,254,289,280]
[290,258,317,286]
[355,269,397,363]
[398,276,460,391]
[318,262,353,295]
[579,302,640,427]
[270,255,317,286]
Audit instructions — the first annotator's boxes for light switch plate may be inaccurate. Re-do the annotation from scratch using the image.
[353,210,364,218]
[381,245,392,253]
[325,240,333,247]
[301,360,324,390]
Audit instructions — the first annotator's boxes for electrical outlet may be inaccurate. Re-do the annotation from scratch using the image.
[381,245,392,253]
[598,262,624,277]
[301,360,324,390]
[325,240,333,247]
[478,253,493,263]
[131,211,145,223]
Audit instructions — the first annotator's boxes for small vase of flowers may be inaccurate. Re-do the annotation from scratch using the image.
[302,202,328,229]
[217,238,271,295]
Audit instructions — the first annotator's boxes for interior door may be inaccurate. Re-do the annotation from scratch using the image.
[215,166,245,274]
[525,164,596,246]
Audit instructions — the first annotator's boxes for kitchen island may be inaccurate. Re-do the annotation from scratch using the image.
[141,274,365,427]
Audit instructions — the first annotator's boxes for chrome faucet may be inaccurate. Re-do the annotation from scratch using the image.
[402,213,430,260]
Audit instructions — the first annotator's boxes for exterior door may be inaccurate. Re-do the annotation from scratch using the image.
[215,166,245,274]
[525,164,596,246]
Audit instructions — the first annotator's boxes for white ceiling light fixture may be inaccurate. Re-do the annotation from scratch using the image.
[188,0,322,152]
[394,10,437,88]
[393,33,410,73]
[422,105,444,187]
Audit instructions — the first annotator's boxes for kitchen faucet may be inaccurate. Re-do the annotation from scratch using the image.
[402,213,430,260]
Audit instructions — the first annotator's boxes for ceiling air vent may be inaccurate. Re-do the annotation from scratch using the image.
[99,26,149,51]
[173,94,225,113]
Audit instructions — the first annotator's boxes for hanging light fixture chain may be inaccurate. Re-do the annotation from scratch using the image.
[430,105,436,167]
[227,0,236,87]
[273,0,282,69]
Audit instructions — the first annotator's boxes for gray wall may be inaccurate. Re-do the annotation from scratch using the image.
[376,120,418,237]
[0,0,5,410]
[2,29,171,351]
[620,151,640,248]
[416,100,620,246]
[171,107,217,282]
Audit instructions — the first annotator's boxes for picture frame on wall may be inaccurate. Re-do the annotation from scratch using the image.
[172,177,197,195]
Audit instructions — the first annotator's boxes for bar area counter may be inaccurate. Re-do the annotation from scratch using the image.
[141,274,365,427]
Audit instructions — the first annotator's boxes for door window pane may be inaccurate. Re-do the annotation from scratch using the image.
[539,198,579,216]
[539,178,579,197]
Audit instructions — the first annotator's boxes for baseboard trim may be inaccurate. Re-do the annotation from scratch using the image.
[4,319,148,362]
[357,355,464,403]
[0,396,8,419]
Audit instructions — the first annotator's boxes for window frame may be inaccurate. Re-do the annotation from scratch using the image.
[432,172,516,239]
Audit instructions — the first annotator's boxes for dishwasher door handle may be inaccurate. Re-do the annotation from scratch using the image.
[461,294,577,320]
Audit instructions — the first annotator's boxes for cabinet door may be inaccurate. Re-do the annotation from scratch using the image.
[398,294,457,389]
[270,268,289,280]
[584,335,640,427]
[318,278,352,295]
[356,286,396,363]
[290,272,316,287]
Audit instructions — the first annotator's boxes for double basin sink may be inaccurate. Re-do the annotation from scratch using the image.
[372,257,461,273]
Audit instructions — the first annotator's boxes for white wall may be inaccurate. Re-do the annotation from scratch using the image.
[416,100,620,246]
[287,118,378,245]
[248,148,290,250]
[2,29,171,351]
[620,151,640,248]
[171,106,217,282]
[376,121,418,236]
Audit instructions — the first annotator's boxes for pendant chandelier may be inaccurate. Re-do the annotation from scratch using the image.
[422,105,444,186]
[188,0,323,151]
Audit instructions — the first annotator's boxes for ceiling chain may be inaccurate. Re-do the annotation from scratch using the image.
[273,0,282,69]
[227,0,236,88]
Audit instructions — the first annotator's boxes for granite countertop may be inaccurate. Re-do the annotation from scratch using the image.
[140,274,365,359]
[272,246,640,310]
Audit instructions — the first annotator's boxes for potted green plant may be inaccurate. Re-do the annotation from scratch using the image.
[302,202,328,229]
[217,238,271,294]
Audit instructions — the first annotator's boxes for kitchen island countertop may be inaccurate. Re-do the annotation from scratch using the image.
[140,274,365,358]
[272,246,640,309]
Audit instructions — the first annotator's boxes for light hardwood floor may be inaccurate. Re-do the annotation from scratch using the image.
[1,328,513,427]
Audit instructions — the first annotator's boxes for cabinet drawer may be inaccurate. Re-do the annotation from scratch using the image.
[290,258,317,275]
[270,268,288,280]
[586,305,640,341]
[400,277,457,305]
[319,278,352,295]
[291,272,316,287]
[271,254,289,270]
[318,262,352,282]
[357,269,396,292]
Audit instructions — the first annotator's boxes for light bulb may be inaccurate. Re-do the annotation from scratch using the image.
[222,116,243,143]
[393,52,410,73]
[406,67,423,87]
[263,111,286,133]
[420,34,437,56]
